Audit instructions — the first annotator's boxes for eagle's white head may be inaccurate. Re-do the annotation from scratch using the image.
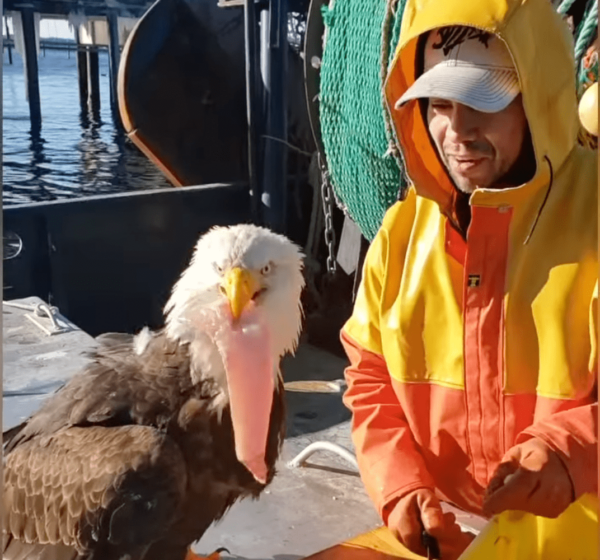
[164,224,305,365]
[162,224,305,483]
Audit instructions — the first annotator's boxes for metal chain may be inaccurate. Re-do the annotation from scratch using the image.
[319,154,337,274]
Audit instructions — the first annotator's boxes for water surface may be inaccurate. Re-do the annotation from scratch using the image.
[3,47,171,206]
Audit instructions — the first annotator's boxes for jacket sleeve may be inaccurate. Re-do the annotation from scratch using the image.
[516,282,598,499]
[341,218,435,523]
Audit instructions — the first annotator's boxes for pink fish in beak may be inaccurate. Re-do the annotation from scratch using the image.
[211,267,274,484]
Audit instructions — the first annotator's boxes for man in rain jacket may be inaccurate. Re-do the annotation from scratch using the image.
[341,0,598,557]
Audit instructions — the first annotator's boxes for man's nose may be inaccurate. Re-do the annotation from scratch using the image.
[447,103,479,142]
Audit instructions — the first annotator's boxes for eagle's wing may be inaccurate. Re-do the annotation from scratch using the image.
[3,424,187,560]
[94,332,136,348]
[3,333,195,559]
[3,333,192,453]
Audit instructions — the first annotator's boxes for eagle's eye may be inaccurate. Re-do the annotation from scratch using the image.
[214,263,224,275]
[261,263,272,275]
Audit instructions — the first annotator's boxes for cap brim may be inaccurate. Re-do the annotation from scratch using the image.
[395,64,520,113]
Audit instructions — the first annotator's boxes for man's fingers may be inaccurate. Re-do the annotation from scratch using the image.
[483,467,538,516]
[422,503,470,559]
[396,498,429,555]
[418,491,445,534]
[389,489,475,559]
[424,512,459,540]
[428,512,475,560]
[443,512,457,528]
[485,457,520,498]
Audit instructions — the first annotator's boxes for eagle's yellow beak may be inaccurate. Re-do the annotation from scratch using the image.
[222,267,261,320]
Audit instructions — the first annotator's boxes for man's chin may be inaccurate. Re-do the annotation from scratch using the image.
[451,175,479,194]
[450,171,498,194]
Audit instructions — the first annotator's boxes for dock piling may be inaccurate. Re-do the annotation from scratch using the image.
[5,16,13,64]
[20,7,42,130]
[87,45,101,116]
[77,46,89,112]
[107,11,121,125]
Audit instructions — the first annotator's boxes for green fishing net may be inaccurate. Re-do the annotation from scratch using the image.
[318,0,407,241]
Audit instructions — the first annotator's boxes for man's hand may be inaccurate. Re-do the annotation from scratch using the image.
[483,438,575,518]
[387,488,475,559]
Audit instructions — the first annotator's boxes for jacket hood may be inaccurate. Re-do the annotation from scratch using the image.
[384,0,580,220]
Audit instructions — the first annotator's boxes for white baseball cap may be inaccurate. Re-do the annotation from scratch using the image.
[395,26,520,113]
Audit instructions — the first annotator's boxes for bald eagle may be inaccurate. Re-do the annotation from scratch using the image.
[2,224,305,560]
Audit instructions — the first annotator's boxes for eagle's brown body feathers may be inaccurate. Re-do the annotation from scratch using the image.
[3,332,286,560]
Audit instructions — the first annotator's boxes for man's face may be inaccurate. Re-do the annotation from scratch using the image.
[426,95,529,193]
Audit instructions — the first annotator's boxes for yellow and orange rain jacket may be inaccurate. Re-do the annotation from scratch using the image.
[341,0,598,520]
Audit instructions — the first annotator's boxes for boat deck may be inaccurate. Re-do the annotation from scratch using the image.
[3,297,485,559]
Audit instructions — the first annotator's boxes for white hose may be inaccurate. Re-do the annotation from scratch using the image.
[287,441,359,471]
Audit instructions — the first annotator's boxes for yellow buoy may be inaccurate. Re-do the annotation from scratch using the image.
[578,81,598,136]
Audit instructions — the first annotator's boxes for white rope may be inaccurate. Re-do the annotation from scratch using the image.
[3,301,69,335]
[287,441,359,471]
